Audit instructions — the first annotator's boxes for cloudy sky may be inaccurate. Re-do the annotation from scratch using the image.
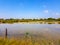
[0,0,60,19]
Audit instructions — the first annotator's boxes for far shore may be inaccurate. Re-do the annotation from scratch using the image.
[0,21,60,24]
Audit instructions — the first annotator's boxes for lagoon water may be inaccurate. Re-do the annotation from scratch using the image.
[0,23,60,39]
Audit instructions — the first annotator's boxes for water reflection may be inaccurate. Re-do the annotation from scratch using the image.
[0,24,60,39]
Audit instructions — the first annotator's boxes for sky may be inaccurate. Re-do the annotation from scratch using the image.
[0,0,60,19]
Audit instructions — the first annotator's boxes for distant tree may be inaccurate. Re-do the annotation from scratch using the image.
[10,18,14,20]
[57,18,60,21]
[40,18,43,21]
[47,18,55,21]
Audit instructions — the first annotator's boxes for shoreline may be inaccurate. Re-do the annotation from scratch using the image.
[0,21,60,24]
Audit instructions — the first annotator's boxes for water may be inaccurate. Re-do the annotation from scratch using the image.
[0,23,60,39]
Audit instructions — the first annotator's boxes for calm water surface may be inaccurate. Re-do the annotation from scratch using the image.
[0,23,60,39]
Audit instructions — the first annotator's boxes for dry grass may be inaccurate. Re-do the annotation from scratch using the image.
[0,33,60,45]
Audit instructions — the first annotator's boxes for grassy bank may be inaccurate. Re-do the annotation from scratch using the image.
[0,33,60,45]
[0,37,60,45]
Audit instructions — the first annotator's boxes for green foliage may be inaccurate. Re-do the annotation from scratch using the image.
[0,18,60,24]
[57,18,60,21]
[47,18,55,20]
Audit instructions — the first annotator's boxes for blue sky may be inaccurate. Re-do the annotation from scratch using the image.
[0,0,60,19]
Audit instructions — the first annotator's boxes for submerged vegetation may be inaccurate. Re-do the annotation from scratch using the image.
[0,32,60,45]
[0,18,60,24]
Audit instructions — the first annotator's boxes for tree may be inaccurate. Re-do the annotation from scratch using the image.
[57,18,60,21]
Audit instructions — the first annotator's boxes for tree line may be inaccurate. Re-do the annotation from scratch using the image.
[0,18,60,23]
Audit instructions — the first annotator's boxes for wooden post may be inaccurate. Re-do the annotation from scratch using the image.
[5,28,8,38]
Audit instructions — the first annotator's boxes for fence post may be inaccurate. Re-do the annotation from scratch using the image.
[5,28,8,38]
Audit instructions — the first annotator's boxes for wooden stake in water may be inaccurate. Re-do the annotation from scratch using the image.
[5,28,8,38]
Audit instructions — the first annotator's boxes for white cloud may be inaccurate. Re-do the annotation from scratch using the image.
[55,12,60,15]
[52,12,60,16]
[44,10,49,14]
